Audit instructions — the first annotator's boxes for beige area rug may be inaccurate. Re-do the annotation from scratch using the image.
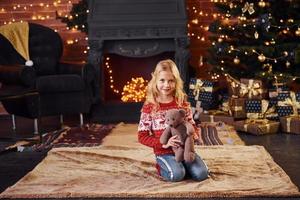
[1,144,299,198]
[102,123,244,147]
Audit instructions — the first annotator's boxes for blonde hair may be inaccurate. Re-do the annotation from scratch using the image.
[145,59,186,109]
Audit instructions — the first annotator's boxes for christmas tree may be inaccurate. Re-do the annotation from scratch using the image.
[56,0,88,33]
[208,0,300,84]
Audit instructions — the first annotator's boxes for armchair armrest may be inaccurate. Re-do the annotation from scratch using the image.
[58,61,95,83]
[0,64,36,87]
[58,61,98,100]
[58,61,85,75]
[58,61,99,103]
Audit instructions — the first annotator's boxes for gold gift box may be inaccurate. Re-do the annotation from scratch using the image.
[199,110,235,126]
[280,116,300,134]
[234,119,280,135]
[229,97,246,119]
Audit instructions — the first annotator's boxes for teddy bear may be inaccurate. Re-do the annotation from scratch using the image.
[160,109,195,163]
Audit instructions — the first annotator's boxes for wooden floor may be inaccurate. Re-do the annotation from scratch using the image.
[0,114,299,198]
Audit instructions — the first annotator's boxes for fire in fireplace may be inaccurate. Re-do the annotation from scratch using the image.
[103,52,174,102]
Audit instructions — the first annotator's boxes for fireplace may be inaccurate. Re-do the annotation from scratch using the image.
[103,52,174,102]
[87,0,190,122]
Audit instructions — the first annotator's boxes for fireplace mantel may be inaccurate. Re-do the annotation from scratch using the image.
[87,0,190,122]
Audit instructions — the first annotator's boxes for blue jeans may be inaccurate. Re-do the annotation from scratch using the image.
[156,153,209,182]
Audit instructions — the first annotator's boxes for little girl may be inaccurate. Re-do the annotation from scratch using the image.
[138,59,209,182]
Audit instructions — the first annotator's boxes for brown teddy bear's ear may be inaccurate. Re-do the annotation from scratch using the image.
[179,109,186,117]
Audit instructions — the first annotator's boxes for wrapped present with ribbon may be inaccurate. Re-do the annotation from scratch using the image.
[228,97,247,119]
[234,118,280,135]
[188,78,197,103]
[199,109,235,126]
[264,106,279,121]
[268,80,289,98]
[279,116,300,134]
[277,91,300,117]
[226,76,240,98]
[246,99,279,121]
[245,99,262,113]
[269,97,278,107]
[189,78,214,100]
[239,78,266,99]
[188,78,219,110]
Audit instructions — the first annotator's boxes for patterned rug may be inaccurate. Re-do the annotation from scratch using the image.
[3,122,242,154]
[2,124,115,152]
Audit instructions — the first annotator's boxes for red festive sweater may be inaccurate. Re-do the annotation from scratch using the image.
[137,99,198,156]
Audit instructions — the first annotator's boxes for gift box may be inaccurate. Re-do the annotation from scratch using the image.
[199,110,235,126]
[277,91,300,117]
[268,99,279,121]
[188,78,219,110]
[189,100,215,118]
[245,99,279,121]
[239,78,266,99]
[279,116,300,134]
[226,77,240,97]
[189,78,216,99]
[234,119,280,135]
[269,98,278,107]
[265,111,279,121]
[188,78,197,98]
[199,91,217,102]
[268,82,289,98]
[228,97,246,119]
[245,99,262,113]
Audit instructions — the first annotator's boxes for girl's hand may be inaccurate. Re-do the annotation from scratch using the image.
[162,135,182,149]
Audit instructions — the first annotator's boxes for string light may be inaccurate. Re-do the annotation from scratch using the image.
[187,3,225,42]
[252,49,289,63]
[121,77,148,102]
[104,57,120,94]
[104,57,149,102]
[208,0,300,83]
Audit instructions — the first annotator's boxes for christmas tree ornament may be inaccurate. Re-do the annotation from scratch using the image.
[258,54,266,62]
[199,55,203,66]
[295,28,300,36]
[263,63,272,73]
[258,0,266,8]
[254,31,259,39]
[208,1,300,80]
[270,39,276,44]
[234,57,240,64]
[242,2,255,15]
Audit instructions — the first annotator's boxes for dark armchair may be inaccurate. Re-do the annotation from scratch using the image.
[0,22,97,139]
